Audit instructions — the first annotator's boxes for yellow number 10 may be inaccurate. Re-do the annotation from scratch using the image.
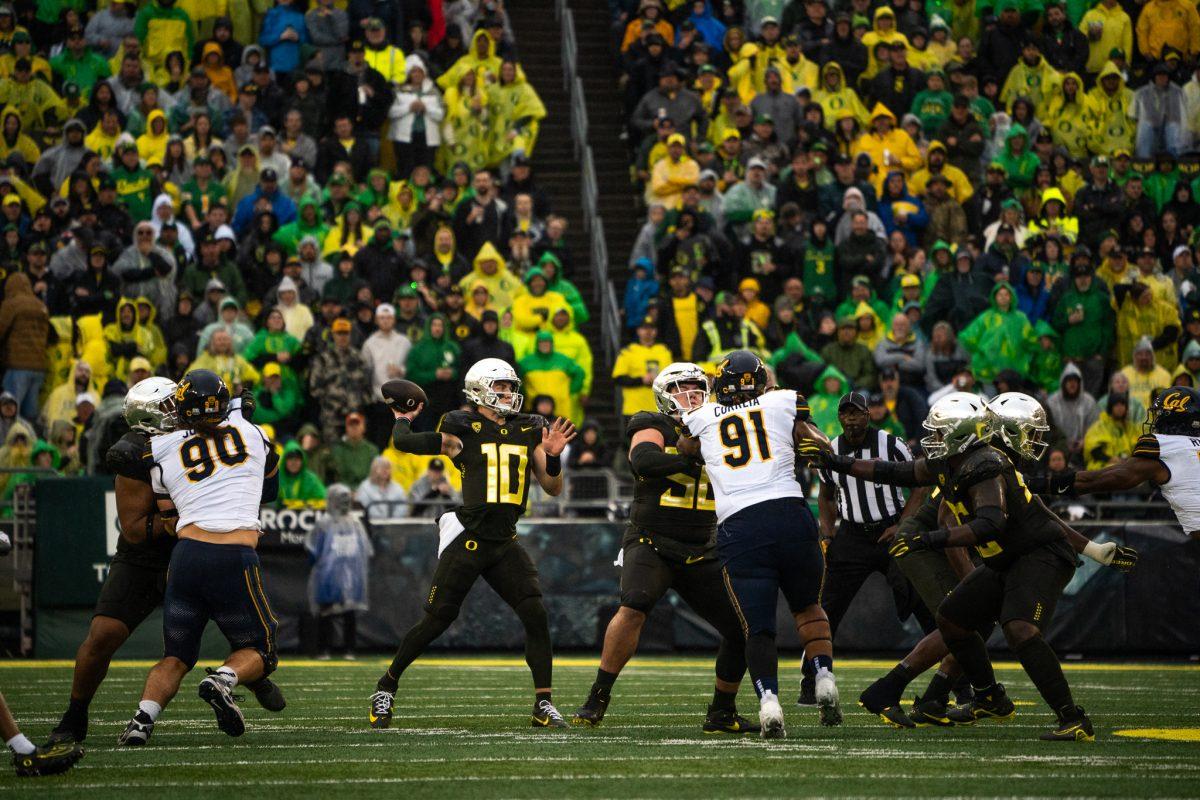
[481,443,528,504]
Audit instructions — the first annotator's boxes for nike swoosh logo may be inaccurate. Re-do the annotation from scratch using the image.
[685,555,706,564]
[521,426,534,432]
[532,716,549,726]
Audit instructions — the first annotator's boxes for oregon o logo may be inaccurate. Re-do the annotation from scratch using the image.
[465,539,478,551]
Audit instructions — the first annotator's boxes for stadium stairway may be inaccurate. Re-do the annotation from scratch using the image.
[509,1,629,433]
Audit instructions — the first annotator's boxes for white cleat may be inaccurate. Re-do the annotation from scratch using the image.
[816,672,842,727]
[759,691,787,739]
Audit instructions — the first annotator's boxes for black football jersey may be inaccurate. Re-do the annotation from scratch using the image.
[928,446,1066,569]
[626,412,716,545]
[438,410,545,540]
[106,431,175,569]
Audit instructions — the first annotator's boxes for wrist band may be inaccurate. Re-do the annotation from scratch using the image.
[545,454,562,477]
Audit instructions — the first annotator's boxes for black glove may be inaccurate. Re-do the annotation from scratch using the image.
[239,388,256,421]
[147,251,171,276]
[1110,545,1138,573]
[888,529,949,558]
[1025,471,1075,495]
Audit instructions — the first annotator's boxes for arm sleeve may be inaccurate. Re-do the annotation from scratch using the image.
[392,418,444,454]
[630,441,697,479]
[261,448,280,503]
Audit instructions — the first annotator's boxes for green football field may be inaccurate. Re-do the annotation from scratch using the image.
[1,656,1198,798]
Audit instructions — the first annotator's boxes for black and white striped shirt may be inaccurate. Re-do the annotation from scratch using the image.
[820,428,911,525]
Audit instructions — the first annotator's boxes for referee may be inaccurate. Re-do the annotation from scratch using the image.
[798,391,934,704]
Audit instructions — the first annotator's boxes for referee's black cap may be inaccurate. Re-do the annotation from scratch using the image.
[839,391,869,412]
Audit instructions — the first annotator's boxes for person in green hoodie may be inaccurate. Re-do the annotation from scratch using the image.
[111,140,159,221]
[519,331,586,423]
[821,316,878,390]
[1050,260,1113,396]
[769,317,824,393]
[808,365,852,438]
[278,440,327,509]
[910,69,954,137]
[835,276,891,325]
[802,218,837,303]
[958,281,1037,384]
[326,412,379,487]
[1144,153,1182,212]
[1,438,59,514]
[404,314,462,424]
[536,252,589,326]
[993,124,1040,191]
[1030,319,1063,393]
[253,362,303,439]
[273,196,330,255]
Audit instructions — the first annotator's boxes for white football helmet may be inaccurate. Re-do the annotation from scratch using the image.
[463,358,523,415]
[652,362,710,415]
[921,391,989,459]
[124,376,179,434]
[988,391,1050,459]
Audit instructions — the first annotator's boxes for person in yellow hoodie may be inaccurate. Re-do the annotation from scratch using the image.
[1115,281,1180,369]
[102,298,157,382]
[812,62,870,130]
[200,41,237,102]
[511,266,568,333]
[777,34,819,92]
[727,42,793,105]
[134,296,168,369]
[85,108,123,161]
[908,140,973,202]
[187,328,261,390]
[648,133,700,209]
[75,313,112,388]
[1000,39,1062,120]
[547,306,592,423]
[861,7,910,76]
[437,29,502,92]
[611,316,674,421]
[853,299,885,350]
[1136,0,1200,61]
[1026,187,1079,243]
[1086,62,1135,155]
[1080,0,1134,77]
[1083,391,1140,470]
[456,241,525,312]
[135,109,170,166]
[1045,72,1092,159]
[851,104,923,194]
[41,359,101,430]
[1119,336,1172,409]
[488,60,546,166]
[0,110,38,166]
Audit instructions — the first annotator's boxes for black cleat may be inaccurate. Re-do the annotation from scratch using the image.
[117,711,154,746]
[571,688,610,727]
[369,690,394,729]
[532,699,568,728]
[45,717,86,746]
[952,676,975,707]
[858,676,914,728]
[13,742,84,777]
[703,706,760,734]
[198,671,246,737]
[946,684,1016,725]
[909,695,955,727]
[796,674,816,706]
[246,677,287,712]
[1039,707,1095,742]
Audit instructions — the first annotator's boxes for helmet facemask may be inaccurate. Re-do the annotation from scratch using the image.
[472,378,523,416]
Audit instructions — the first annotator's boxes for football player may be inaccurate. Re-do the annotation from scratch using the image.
[49,379,284,746]
[1028,385,1200,541]
[573,363,758,734]
[370,358,576,729]
[678,351,838,738]
[859,393,1136,729]
[809,392,1096,741]
[118,371,281,745]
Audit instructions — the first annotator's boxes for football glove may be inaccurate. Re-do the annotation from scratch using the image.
[1109,544,1138,573]
[888,529,949,558]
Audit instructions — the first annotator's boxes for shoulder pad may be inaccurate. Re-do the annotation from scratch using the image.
[436,410,475,436]
[1132,434,1161,460]
[106,432,151,481]
[515,413,548,431]
[626,411,675,438]
[955,446,1010,491]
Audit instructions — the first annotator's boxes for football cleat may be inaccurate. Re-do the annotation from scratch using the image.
[1039,707,1095,742]
[45,717,87,746]
[12,742,84,777]
[796,674,816,706]
[198,671,246,737]
[816,673,842,727]
[946,684,1016,725]
[532,699,568,728]
[369,690,395,729]
[858,677,914,728]
[246,677,287,712]
[759,691,786,739]
[571,688,610,727]
[910,695,955,727]
[702,706,760,735]
[117,711,154,746]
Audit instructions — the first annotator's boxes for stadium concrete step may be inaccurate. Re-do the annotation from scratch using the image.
[510,0,619,435]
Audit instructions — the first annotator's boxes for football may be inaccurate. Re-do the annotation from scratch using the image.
[381,378,427,413]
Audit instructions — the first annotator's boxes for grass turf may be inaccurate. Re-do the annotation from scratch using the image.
[1,656,1198,798]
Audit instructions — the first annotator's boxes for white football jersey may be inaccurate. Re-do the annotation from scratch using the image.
[682,389,807,523]
[149,412,271,533]
[1135,433,1200,532]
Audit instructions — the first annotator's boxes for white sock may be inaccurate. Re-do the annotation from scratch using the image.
[6,733,35,755]
[759,690,777,706]
[815,667,832,681]
[216,666,239,687]
[138,699,163,721]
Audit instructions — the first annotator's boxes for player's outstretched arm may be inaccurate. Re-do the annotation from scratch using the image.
[1040,499,1139,572]
[532,417,577,496]
[390,402,463,458]
[1032,456,1168,496]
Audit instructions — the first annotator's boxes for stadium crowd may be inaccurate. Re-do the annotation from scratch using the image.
[612,0,1200,479]
[0,0,615,516]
